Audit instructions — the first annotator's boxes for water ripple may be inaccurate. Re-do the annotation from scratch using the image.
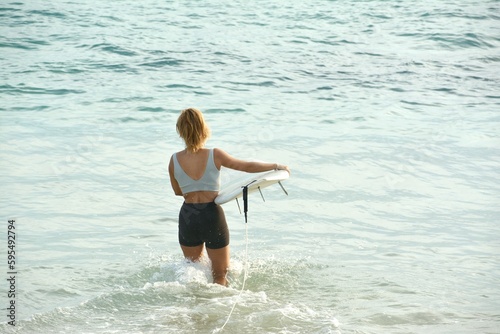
[86,42,138,57]
[140,57,185,67]
[0,84,85,95]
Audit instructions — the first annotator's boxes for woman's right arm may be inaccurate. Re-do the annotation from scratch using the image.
[215,148,290,174]
[168,156,183,196]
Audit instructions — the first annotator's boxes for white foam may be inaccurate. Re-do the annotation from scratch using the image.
[175,262,211,285]
[143,280,186,291]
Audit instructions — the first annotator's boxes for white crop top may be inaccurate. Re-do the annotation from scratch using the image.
[172,149,221,194]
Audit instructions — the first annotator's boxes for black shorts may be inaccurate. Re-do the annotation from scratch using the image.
[178,202,229,249]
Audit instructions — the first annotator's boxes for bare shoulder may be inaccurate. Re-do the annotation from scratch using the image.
[213,147,227,157]
[169,151,182,169]
[168,152,177,164]
[174,150,185,157]
[214,148,251,171]
[213,148,234,163]
[213,147,225,169]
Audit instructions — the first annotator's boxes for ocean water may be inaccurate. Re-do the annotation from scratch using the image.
[1,0,499,333]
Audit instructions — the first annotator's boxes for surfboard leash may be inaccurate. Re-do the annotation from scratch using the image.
[216,184,251,332]
[216,180,288,332]
[215,205,249,333]
[243,184,248,223]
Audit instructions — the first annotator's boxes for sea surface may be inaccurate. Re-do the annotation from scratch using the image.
[1,1,499,333]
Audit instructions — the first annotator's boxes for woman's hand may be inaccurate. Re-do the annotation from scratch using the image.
[275,163,291,174]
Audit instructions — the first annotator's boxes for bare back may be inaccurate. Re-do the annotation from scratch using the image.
[172,148,219,203]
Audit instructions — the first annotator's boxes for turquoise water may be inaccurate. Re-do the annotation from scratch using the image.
[1,1,499,333]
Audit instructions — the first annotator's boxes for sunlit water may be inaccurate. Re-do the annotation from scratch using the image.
[1,1,499,333]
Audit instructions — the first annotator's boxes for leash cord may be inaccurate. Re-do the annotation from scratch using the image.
[216,212,249,332]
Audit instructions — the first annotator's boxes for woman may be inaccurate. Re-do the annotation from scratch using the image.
[168,108,290,286]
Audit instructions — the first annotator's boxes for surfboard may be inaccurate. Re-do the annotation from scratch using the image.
[215,168,289,205]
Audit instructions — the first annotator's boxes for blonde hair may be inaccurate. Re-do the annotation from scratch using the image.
[176,108,210,153]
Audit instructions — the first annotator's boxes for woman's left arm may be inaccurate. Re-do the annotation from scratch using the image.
[215,148,290,174]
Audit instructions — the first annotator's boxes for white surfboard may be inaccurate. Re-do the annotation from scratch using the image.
[215,168,289,205]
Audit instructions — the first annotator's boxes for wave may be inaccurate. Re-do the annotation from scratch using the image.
[204,108,246,114]
[0,84,85,96]
[429,33,496,49]
[140,58,185,68]
[10,256,340,334]
[0,39,49,50]
[86,43,138,57]
[396,32,496,50]
[27,9,67,19]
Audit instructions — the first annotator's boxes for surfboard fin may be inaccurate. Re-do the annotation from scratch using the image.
[235,197,242,214]
[278,181,288,196]
[234,180,288,223]
[258,186,265,202]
